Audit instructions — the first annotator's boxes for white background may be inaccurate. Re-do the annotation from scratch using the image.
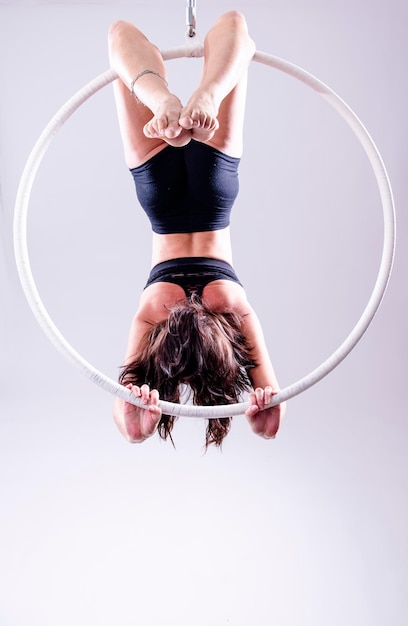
[0,1,407,624]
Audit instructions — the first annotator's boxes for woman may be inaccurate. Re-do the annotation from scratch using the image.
[109,11,286,447]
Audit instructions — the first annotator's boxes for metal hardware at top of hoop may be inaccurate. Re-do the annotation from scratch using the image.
[186,0,197,37]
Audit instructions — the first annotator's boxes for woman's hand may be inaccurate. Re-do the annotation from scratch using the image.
[245,386,286,439]
[114,383,162,443]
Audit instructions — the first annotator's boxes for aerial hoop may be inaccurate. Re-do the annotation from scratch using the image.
[13,45,396,418]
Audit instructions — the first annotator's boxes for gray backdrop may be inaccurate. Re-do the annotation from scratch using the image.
[0,1,406,625]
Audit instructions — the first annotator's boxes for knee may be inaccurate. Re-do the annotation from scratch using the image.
[108,19,126,39]
[108,20,158,60]
[214,10,255,50]
[216,10,249,31]
[108,19,150,49]
[108,19,132,45]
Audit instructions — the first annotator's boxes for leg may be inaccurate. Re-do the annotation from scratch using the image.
[180,11,256,156]
[108,20,191,168]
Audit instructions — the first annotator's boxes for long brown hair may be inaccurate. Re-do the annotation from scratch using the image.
[119,295,256,448]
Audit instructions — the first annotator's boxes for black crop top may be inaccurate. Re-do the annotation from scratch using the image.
[130,141,240,234]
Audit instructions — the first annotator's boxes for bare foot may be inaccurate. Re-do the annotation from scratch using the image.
[143,94,191,147]
[179,90,220,142]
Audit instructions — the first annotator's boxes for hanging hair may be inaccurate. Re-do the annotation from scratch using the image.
[119,295,256,448]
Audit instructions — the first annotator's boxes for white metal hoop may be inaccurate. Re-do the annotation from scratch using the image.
[13,46,396,418]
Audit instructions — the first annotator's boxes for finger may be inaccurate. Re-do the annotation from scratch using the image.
[264,386,275,404]
[245,404,259,418]
[149,389,160,406]
[149,405,162,420]
[254,387,265,410]
[140,384,151,404]
[125,384,142,408]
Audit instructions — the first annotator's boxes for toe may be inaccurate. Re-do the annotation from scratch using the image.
[163,111,183,138]
[143,121,158,138]
[179,114,195,130]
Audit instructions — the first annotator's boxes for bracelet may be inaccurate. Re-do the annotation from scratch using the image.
[129,69,168,102]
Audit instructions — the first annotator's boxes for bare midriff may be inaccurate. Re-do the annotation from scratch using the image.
[151,227,233,267]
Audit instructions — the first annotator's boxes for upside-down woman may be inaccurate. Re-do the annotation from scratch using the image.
[108,11,286,447]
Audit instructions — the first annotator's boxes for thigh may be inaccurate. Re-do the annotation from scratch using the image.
[112,78,167,168]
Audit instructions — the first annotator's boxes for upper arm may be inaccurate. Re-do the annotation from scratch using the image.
[122,314,152,365]
[224,292,280,391]
[202,281,279,388]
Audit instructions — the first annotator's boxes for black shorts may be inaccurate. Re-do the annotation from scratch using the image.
[144,257,242,299]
